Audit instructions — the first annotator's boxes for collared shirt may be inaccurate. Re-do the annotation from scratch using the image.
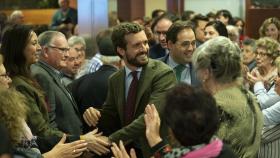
[167,55,191,84]
[87,54,103,74]
[124,66,142,100]
[40,60,62,77]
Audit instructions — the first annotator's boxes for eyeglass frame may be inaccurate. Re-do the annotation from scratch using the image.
[47,45,70,53]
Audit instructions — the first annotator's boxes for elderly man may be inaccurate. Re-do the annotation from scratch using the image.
[61,36,84,85]
[9,10,24,24]
[83,23,176,157]
[31,31,110,155]
[159,21,199,85]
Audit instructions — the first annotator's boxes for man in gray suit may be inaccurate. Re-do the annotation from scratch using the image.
[159,21,199,86]
[31,31,110,155]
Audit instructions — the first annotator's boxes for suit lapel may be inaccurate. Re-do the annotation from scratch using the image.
[115,69,126,124]
[37,62,80,114]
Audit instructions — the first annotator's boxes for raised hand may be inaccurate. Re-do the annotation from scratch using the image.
[83,107,101,127]
[111,140,137,158]
[144,104,162,147]
[82,129,110,156]
[43,134,87,158]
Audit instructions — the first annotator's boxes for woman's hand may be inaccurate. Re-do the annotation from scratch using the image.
[144,104,162,147]
[43,134,87,158]
[111,140,137,158]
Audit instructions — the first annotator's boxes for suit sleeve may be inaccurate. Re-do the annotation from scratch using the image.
[109,69,176,143]
[98,78,122,136]
[33,72,57,128]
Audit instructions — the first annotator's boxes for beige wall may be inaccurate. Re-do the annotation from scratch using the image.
[145,0,166,18]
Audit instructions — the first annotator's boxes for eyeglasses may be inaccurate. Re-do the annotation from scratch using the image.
[155,31,167,36]
[74,47,85,52]
[176,40,196,48]
[48,45,70,53]
[255,52,268,57]
[0,73,10,79]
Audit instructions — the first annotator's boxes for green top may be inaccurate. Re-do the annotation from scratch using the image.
[214,85,263,158]
[12,76,63,138]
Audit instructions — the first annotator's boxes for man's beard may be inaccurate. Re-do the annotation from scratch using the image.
[126,51,149,67]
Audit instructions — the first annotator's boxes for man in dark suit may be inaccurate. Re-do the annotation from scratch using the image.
[83,23,177,157]
[31,31,110,155]
[158,21,200,86]
[68,29,123,133]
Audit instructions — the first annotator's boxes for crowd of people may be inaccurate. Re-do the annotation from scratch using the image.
[1,0,280,158]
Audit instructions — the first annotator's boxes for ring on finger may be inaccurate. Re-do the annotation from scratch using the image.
[73,149,76,153]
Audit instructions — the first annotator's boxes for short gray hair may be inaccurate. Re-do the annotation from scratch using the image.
[192,36,241,83]
[38,31,65,46]
[68,36,86,47]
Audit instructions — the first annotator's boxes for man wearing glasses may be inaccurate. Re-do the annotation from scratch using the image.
[159,21,199,85]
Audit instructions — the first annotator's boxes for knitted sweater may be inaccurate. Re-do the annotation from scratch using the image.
[214,86,263,158]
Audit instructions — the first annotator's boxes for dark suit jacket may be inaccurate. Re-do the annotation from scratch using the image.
[158,54,200,86]
[98,59,177,157]
[31,61,83,135]
[68,65,119,133]
[149,43,167,59]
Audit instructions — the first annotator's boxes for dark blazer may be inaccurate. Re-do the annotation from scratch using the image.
[31,61,83,135]
[157,54,200,86]
[149,43,167,59]
[98,59,177,157]
[68,65,119,133]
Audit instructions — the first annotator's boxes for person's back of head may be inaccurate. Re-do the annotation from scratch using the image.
[205,20,228,37]
[96,29,120,65]
[0,24,33,77]
[164,83,220,146]
[151,9,166,19]
[216,9,233,25]
[181,10,195,21]
[9,10,24,25]
[193,36,241,84]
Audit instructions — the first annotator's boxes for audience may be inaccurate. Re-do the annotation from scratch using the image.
[192,36,263,157]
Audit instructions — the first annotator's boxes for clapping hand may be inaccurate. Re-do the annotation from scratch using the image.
[144,104,162,147]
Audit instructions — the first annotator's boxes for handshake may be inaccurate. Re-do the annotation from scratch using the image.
[81,107,111,156]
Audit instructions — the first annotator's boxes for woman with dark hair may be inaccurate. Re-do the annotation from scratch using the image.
[215,9,233,25]
[204,20,228,41]
[0,25,108,156]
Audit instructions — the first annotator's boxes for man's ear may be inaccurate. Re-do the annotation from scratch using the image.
[117,47,125,58]
[41,47,49,58]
